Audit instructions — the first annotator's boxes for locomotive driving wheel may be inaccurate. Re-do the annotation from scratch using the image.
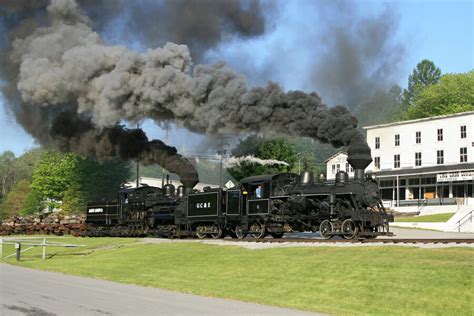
[319,220,333,239]
[168,227,177,239]
[249,223,265,239]
[196,225,206,239]
[210,224,223,239]
[234,225,246,239]
[341,219,359,240]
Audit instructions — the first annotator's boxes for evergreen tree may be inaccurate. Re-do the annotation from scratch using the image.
[402,59,441,107]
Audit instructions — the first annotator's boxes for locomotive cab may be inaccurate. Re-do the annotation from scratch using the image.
[240,173,298,215]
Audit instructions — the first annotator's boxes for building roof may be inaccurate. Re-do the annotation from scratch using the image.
[324,151,348,163]
[363,111,474,130]
[368,163,474,178]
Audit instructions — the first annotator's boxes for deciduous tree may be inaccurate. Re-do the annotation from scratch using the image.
[404,71,474,119]
[31,151,78,203]
[0,151,16,201]
[227,136,297,181]
[30,151,131,214]
[0,180,31,219]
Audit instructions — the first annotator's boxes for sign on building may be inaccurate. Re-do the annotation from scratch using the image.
[437,170,474,182]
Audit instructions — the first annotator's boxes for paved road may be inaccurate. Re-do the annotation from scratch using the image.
[0,264,321,316]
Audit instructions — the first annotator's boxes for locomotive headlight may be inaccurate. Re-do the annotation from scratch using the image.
[243,191,248,195]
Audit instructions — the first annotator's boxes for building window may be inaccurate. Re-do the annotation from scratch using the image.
[415,131,421,144]
[461,125,467,138]
[374,157,380,170]
[375,137,380,149]
[437,128,443,141]
[460,147,467,163]
[394,154,400,168]
[336,164,340,172]
[332,164,335,174]
[395,134,400,146]
[437,150,444,165]
[344,163,354,173]
[415,152,422,166]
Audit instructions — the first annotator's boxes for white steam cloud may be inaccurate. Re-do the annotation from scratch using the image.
[222,155,289,169]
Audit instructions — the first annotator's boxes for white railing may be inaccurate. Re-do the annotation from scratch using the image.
[0,238,84,261]
[456,210,473,232]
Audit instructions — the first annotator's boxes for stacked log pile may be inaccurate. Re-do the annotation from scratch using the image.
[0,213,87,236]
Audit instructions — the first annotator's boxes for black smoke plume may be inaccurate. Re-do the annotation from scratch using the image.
[1,0,371,186]
[0,0,265,61]
[49,112,199,187]
[126,0,265,61]
[308,1,404,108]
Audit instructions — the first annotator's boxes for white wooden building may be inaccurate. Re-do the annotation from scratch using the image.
[324,151,354,180]
[363,111,474,209]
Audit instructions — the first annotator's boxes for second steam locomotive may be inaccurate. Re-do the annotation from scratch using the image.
[85,155,394,239]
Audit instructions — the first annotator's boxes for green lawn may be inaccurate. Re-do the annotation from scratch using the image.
[1,237,473,315]
[395,212,455,222]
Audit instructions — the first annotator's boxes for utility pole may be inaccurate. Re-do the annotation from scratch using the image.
[217,136,230,188]
[297,152,301,174]
[161,125,169,188]
[136,161,140,188]
[136,123,140,188]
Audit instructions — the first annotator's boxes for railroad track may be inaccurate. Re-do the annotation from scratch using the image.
[224,238,474,244]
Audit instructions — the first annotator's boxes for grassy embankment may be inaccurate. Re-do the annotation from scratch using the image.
[395,213,455,222]
[1,237,473,315]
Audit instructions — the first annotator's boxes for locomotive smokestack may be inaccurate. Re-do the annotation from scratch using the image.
[347,134,372,180]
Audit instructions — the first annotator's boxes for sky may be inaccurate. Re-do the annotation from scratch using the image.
[0,0,473,157]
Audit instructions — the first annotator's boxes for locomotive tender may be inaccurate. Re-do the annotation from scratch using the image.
[85,154,394,239]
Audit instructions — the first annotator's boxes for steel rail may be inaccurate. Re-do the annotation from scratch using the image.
[223,238,474,244]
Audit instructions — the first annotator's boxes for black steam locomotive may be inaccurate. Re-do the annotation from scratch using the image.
[85,155,394,239]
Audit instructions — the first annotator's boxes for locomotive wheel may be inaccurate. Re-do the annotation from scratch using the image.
[249,223,265,239]
[228,225,238,238]
[210,224,223,239]
[341,219,359,240]
[196,225,206,239]
[234,225,246,239]
[168,227,177,239]
[319,220,333,239]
